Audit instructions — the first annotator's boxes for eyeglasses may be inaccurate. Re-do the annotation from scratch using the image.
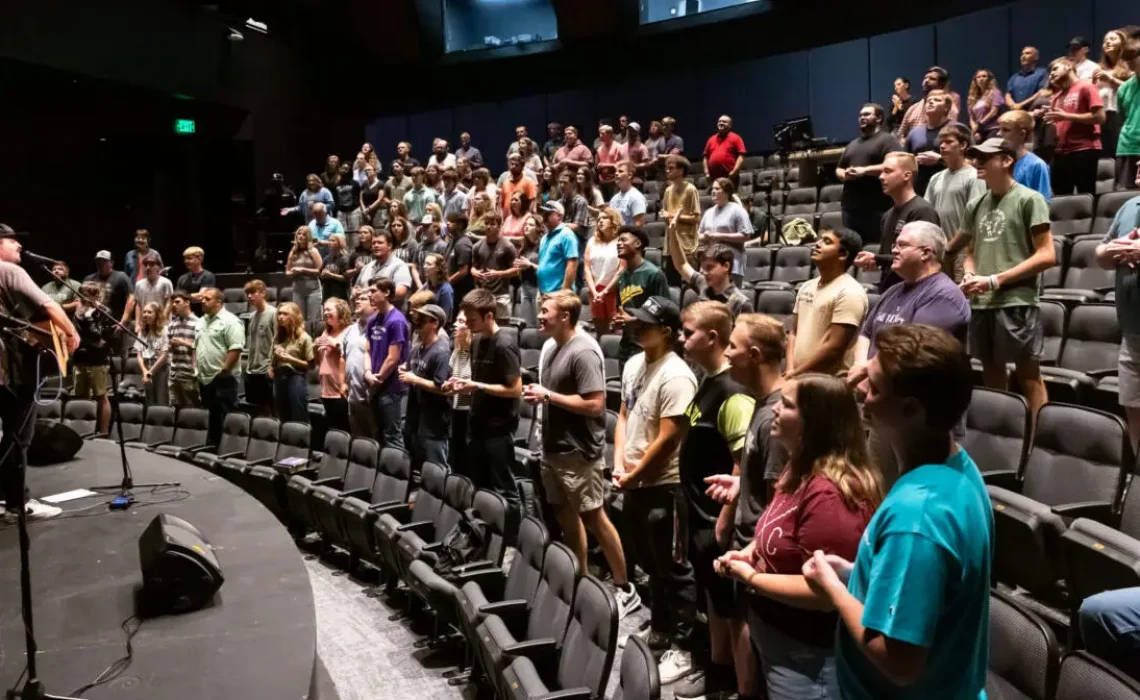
[892,240,930,253]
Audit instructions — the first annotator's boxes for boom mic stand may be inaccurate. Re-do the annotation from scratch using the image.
[0,331,81,700]
[40,266,178,505]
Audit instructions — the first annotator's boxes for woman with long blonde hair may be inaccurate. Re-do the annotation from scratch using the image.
[508,213,544,325]
[447,309,473,477]
[272,301,315,423]
[716,373,881,700]
[286,226,323,323]
[584,206,623,334]
[315,298,352,431]
[134,301,170,406]
[968,69,1005,140]
[1096,29,1135,163]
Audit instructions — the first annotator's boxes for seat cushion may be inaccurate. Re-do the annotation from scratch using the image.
[502,656,549,700]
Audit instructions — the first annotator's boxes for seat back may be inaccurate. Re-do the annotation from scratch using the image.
[1040,300,1067,364]
[138,405,176,444]
[222,287,248,315]
[1042,238,1069,289]
[817,184,843,212]
[771,246,812,284]
[434,473,475,540]
[171,408,209,448]
[604,410,618,470]
[527,542,579,644]
[342,437,380,492]
[962,388,1030,479]
[641,222,666,249]
[62,396,99,435]
[371,446,411,506]
[1063,240,1114,293]
[1059,304,1120,374]
[317,429,351,481]
[1122,480,1140,539]
[987,589,1059,700]
[1055,651,1140,700]
[557,575,618,699]
[117,402,146,441]
[743,247,773,283]
[755,289,796,326]
[618,635,661,700]
[218,412,251,453]
[1094,191,1137,236]
[275,421,312,461]
[1049,194,1094,238]
[40,399,63,423]
[1021,404,1130,509]
[412,461,448,522]
[783,187,817,215]
[472,489,510,567]
[245,417,281,462]
[505,516,550,601]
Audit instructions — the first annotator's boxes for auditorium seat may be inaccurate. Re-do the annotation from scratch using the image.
[473,542,579,699]
[246,421,313,522]
[753,169,784,192]
[817,210,843,236]
[393,471,475,583]
[1050,194,1095,239]
[516,401,540,454]
[223,287,248,315]
[1062,475,1140,617]
[617,635,660,700]
[604,410,617,472]
[1042,241,1113,304]
[286,429,351,536]
[1094,191,1136,236]
[1042,238,1070,290]
[741,155,765,171]
[644,248,663,269]
[374,461,448,584]
[642,222,666,250]
[112,356,146,403]
[1055,651,1140,700]
[62,399,100,439]
[214,416,280,484]
[1095,158,1116,196]
[152,407,210,460]
[743,247,774,285]
[338,446,413,567]
[1041,304,1120,405]
[754,289,796,329]
[124,405,175,450]
[192,412,251,470]
[498,574,618,700]
[91,401,144,443]
[781,187,818,223]
[1039,300,1067,366]
[988,404,1132,606]
[987,589,1060,700]
[962,388,1030,490]
[599,334,622,410]
[751,246,812,292]
[817,184,843,213]
[39,399,62,424]
[519,328,548,383]
[307,437,381,550]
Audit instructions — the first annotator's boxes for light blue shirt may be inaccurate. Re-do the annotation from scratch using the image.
[537,225,579,293]
[1014,151,1052,201]
[295,188,334,220]
[308,216,345,242]
[609,187,648,225]
[403,186,438,223]
[838,447,992,700]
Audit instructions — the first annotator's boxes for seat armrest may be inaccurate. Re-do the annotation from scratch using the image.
[311,477,344,488]
[219,450,245,459]
[450,560,496,577]
[396,519,435,537]
[1052,501,1114,524]
[535,688,592,700]
[183,443,212,453]
[482,599,529,633]
[247,457,274,467]
[1088,369,1119,380]
[369,501,412,518]
[291,467,319,480]
[421,541,445,553]
[502,637,558,662]
[310,450,325,462]
[455,567,506,597]
[339,487,370,500]
[980,470,1020,491]
[146,439,173,449]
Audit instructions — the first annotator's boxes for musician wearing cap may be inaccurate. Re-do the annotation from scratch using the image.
[0,224,79,521]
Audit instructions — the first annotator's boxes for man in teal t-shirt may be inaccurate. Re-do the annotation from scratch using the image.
[537,201,580,293]
[804,324,992,700]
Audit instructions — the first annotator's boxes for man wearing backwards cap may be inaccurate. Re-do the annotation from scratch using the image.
[613,294,699,676]
[0,225,79,521]
[398,303,452,470]
[959,137,1055,429]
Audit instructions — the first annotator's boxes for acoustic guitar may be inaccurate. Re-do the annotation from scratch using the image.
[21,320,69,376]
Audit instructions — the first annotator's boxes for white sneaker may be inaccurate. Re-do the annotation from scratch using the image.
[658,648,695,685]
[613,583,642,620]
[24,500,62,521]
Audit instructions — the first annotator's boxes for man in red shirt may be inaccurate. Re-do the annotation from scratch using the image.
[703,115,746,184]
[553,125,594,175]
[1045,56,1105,195]
[595,124,621,198]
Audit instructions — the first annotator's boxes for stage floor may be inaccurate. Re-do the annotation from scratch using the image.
[0,440,320,699]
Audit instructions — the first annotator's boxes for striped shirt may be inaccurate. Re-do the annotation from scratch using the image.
[449,347,472,411]
[167,313,198,380]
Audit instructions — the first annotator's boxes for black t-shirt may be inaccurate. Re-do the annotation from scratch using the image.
[409,336,452,439]
[322,251,351,301]
[448,235,475,302]
[887,96,916,133]
[874,196,942,291]
[334,179,361,212]
[472,236,517,296]
[733,390,786,548]
[84,270,133,319]
[680,369,751,527]
[71,308,114,367]
[360,180,383,209]
[176,269,216,296]
[837,131,900,212]
[469,328,520,437]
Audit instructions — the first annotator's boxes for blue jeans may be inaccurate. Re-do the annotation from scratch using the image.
[371,391,406,450]
[468,433,521,539]
[1079,587,1140,681]
[748,608,841,700]
[274,372,310,424]
[415,434,450,469]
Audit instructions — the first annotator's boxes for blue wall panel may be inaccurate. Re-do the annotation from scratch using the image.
[699,60,761,146]
[406,108,454,164]
[365,116,408,169]
[809,39,869,143]
[546,89,596,136]
[1010,0,1094,67]
[493,95,546,171]
[937,5,1012,92]
[452,101,501,163]
[745,52,810,150]
[1095,0,1137,43]
[869,26,935,110]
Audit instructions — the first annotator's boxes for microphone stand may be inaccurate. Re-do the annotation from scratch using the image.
[0,332,81,700]
[39,266,178,504]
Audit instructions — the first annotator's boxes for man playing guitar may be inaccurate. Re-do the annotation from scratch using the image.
[0,224,80,521]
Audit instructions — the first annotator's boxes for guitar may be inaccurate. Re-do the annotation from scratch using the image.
[21,320,69,376]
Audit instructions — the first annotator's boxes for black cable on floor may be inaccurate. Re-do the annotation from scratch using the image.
[70,614,142,697]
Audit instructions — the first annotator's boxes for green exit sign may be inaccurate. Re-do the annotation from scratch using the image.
[173,118,196,135]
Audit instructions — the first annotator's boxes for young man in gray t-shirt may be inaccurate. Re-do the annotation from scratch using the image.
[523,291,639,619]
[242,279,277,416]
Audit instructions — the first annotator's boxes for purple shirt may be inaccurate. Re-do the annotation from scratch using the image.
[860,272,971,356]
[366,307,410,394]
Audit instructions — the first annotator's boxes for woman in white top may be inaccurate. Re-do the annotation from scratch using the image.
[698,177,753,281]
[448,310,474,477]
[1095,29,1135,158]
[519,138,544,175]
[584,206,624,335]
[286,226,324,323]
[134,301,170,406]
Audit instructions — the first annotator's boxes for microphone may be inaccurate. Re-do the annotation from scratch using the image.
[22,250,62,267]
[159,266,173,276]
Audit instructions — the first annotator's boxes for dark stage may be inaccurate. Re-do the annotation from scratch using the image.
[0,440,329,699]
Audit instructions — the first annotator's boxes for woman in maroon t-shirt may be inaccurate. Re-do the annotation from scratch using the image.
[715,373,882,700]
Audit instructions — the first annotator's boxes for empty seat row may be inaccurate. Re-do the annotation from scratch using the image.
[1050,192,1137,240]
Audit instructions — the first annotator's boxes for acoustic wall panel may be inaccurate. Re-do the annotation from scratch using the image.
[546,89,597,136]
[1010,0,1094,66]
[809,38,870,143]
[745,51,810,150]
[493,95,547,171]
[869,25,936,111]
[452,101,501,163]
[937,5,1012,89]
[406,108,454,164]
[1094,0,1138,42]
[365,116,409,170]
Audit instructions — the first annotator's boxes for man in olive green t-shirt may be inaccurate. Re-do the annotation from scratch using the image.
[614,226,670,361]
[195,287,245,445]
[960,138,1055,427]
[243,279,277,417]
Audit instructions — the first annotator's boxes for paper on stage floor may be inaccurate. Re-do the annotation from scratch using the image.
[41,488,99,503]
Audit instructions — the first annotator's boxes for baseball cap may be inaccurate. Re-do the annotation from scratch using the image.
[94,250,113,261]
[1068,36,1090,49]
[415,304,447,326]
[419,214,434,226]
[628,121,641,133]
[0,224,25,239]
[966,137,1017,159]
[540,201,565,216]
[630,295,682,331]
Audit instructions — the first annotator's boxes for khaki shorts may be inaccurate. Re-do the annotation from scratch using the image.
[540,451,607,513]
[73,365,109,398]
